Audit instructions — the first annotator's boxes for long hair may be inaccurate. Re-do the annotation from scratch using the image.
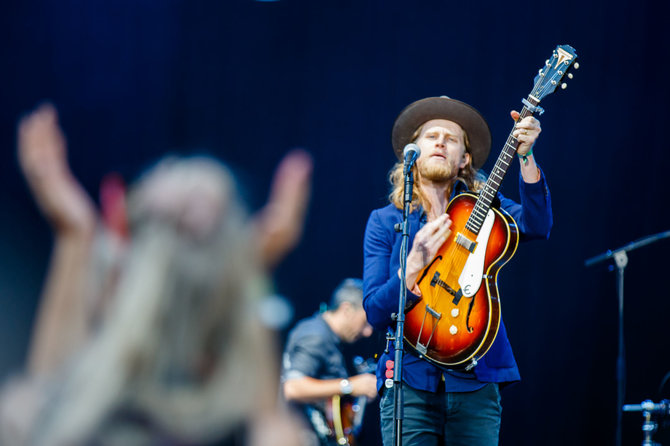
[31,157,276,445]
[388,125,486,214]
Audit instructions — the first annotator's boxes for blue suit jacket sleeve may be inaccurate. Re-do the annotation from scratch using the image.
[362,207,422,331]
[498,168,553,240]
[362,209,400,330]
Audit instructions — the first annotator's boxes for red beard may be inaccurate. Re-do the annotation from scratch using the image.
[418,156,458,182]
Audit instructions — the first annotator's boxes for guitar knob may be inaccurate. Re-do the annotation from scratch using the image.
[449,325,458,335]
[451,308,459,317]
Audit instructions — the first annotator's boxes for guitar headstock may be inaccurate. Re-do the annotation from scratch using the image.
[532,44,579,102]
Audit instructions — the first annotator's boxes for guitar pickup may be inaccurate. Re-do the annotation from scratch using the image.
[455,233,477,253]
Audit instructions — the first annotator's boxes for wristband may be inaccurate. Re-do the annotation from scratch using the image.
[518,148,533,165]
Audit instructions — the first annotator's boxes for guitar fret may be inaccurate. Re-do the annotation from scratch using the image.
[470,215,484,225]
[474,202,487,212]
[466,223,481,233]
[472,208,487,220]
[469,214,484,226]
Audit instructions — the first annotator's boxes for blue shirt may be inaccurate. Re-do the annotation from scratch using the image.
[363,171,552,393]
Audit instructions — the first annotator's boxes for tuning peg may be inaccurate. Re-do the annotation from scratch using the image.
[574,62,580,69]
[561,83,567,90]
[568,73,574,79]
[545,59,551,66]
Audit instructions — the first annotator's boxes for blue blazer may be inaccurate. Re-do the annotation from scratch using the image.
[363,171,553,392]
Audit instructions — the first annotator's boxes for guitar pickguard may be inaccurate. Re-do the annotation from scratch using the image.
[458,209,495,297]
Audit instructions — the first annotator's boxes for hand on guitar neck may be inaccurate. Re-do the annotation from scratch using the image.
[510,110,542,183]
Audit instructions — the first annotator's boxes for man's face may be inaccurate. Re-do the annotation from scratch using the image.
[340,305,373,343]
[414,119,470,182]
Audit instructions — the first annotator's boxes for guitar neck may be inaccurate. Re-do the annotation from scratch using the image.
[464,98,539,235]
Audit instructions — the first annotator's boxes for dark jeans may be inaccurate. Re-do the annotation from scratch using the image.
[379,382,502,446]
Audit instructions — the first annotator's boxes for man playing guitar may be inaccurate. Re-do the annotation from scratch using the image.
[282,279,378,446]
[363,96,553,445]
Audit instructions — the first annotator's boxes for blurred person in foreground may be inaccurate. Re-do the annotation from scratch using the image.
[281,279,377,445]
[0,104,312,446]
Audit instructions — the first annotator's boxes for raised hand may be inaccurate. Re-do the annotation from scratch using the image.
[18,104,96,236]
[253,149,313,269]
[510,110,542,156]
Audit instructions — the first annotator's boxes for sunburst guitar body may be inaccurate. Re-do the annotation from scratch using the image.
[405,192,518,369]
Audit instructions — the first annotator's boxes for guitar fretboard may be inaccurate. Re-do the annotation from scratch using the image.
[464,100,537,235]
[461,44,577,235]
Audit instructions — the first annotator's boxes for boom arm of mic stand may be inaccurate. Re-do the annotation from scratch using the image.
[584,229,670,267]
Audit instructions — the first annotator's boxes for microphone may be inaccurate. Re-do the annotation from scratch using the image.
[403,143,421,173]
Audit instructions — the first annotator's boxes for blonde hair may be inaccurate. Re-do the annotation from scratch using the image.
[388,125,486,214]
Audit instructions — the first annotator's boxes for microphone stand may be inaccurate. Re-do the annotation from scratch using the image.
[392,159,416,446]
[585,229,670,446]
[623,400,670,446]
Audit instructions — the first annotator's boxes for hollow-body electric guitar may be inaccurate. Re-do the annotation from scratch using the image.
[404,44,579,370]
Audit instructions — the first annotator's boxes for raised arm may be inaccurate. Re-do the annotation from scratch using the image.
[252,149,312,270]
[18,104,98,377]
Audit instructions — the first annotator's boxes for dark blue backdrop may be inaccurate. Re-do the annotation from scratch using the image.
[2,1,669,445]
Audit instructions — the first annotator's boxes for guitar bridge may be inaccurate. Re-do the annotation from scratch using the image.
[415,304,442,355]
[431,271,464,305]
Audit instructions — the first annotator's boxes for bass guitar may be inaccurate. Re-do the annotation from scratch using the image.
[404,44,579,370]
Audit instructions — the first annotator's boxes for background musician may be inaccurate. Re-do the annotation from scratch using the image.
[281,278,378,445]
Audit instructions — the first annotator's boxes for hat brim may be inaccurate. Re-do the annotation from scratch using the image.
[391,97,491,170]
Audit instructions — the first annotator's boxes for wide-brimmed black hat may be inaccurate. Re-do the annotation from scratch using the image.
[391,96,492,169]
